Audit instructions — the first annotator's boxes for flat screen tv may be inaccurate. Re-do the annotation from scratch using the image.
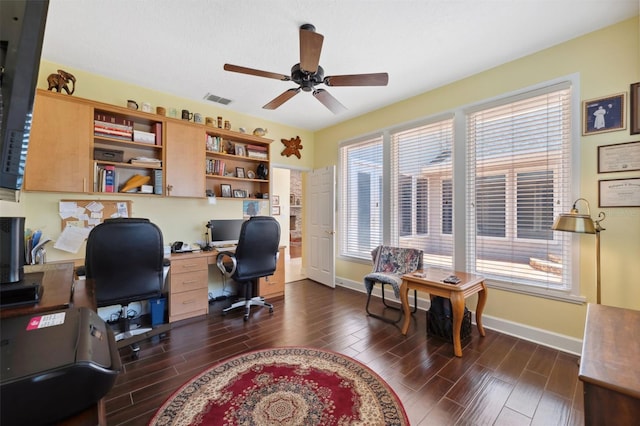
[0,0,49,201]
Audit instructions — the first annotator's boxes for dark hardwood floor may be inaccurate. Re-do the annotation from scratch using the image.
[105,280,584,425]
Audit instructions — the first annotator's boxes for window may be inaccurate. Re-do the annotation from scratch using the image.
[339,136,383,258]
[466,83,572,290]
[339,79,576,297]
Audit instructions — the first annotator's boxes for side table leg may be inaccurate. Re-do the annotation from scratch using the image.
[475,282,487,337]
[400,280,411,335]
[450,292,465,357]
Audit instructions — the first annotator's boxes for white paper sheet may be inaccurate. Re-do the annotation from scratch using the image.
[53,225,91,253]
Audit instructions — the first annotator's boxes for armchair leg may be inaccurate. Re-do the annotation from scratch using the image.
[365,285,417,324]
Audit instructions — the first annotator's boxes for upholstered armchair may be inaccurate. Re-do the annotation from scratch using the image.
[364,245,423,323]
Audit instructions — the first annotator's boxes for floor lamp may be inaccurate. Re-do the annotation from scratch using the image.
[551,198,606,304]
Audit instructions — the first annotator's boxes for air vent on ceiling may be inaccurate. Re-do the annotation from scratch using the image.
[203,92,232,105]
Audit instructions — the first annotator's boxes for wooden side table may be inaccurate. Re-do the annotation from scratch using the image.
[400,268,487,357]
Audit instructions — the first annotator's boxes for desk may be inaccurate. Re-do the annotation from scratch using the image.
[579,304,640,425]
[1,263,80,319]
[400,268,487,357]
[167,247,285,322]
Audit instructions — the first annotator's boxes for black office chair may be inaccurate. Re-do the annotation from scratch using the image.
[216,216,280,321]
[85,218,169,358]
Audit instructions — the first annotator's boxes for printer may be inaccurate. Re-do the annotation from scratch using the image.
[1,307,121,425]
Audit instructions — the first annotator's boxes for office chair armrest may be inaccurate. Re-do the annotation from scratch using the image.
[216,251,237,277]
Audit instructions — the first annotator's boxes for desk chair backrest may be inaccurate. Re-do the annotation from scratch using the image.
[232,216,281,281]
[85,218,164,308]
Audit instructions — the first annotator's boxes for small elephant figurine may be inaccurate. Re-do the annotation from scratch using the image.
[47,69,76,95]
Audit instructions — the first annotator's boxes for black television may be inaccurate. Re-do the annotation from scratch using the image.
[0,0,49,202]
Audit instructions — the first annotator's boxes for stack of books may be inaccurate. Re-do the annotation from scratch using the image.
[247,144,268,159]
[206,158,226,176]
[95,165,117,192]
[129,157,162,167]
[94,113,133,141]
[206,135,222,152]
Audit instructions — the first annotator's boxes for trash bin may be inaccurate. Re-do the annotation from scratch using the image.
[150,298,166,327]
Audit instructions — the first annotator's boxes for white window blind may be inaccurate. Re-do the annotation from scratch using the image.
[466,84,572,289]
[390,119,454,268]
[339,135,383,259]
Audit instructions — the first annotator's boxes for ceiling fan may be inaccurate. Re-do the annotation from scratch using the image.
[223,23,389,114]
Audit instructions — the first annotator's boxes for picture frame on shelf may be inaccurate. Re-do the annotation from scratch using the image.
[272,205,280,215]
[233,189,246,198]
[235,144,246,157]
[597,141,640,173]
[631,82,640,135]
[582,93,626,135]
[272,195,280,205]
[236,167,245,179]
[220,184,232,198]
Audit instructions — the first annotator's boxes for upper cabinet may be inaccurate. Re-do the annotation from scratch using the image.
[24,90,272,199]
[165,121,205,198]
[25,91,93,192]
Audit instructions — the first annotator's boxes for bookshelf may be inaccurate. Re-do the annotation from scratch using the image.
[92,107,164,195]
[204,128,272,199]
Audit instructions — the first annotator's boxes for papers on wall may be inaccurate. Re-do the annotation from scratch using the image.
[54,225,91,253]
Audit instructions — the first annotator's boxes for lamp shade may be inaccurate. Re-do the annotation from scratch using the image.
[551,213,596,234]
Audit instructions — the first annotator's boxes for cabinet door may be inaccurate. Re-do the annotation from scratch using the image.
[24,93,92,192]
[165,121,205,197]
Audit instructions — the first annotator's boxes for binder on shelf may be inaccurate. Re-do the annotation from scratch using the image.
[104,165,115,193]
[153,169,163,195]
[153,123,163,146]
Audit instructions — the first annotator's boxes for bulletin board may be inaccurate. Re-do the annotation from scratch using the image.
[59,199,133,230]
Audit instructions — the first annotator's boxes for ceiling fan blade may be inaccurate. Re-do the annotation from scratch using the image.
[224,64,290,81]
[313,89,346,114]
[324,73,389,87]
[299,27,324,74]
[263,88,301,110]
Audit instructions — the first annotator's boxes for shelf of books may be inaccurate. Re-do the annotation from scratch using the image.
[92,109,164,195]
[204,132,271,198]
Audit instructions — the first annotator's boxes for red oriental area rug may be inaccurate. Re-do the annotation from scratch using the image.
[149,347,409,425]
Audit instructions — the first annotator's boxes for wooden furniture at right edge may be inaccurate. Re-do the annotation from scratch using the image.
[579,303,640,425]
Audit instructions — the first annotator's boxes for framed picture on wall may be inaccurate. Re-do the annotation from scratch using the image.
[631,82,640,135]
[583,93,626,135]
[272,195,280,205]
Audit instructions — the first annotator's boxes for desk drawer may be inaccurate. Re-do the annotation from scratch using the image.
[169,288,208,322]
[170,269,208,293]
[171,257,208,273]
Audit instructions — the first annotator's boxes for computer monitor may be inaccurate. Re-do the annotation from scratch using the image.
[208,219,246,246]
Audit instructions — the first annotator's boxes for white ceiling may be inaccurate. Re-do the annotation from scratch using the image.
[41,0,638,131]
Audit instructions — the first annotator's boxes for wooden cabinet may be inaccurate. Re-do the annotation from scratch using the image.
[25,91,92,192]
[165,121,206,197]
[204,128,272,199]
[258,247,285,299]
[579,303,640,425]
[168,254,209,322]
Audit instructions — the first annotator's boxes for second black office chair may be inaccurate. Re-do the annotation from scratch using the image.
[216,216,280,321]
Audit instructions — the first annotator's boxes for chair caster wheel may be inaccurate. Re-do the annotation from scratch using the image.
[269,308,274,313]
[243,315,249,321]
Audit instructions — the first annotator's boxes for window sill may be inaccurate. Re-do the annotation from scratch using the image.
[486,279,586,304]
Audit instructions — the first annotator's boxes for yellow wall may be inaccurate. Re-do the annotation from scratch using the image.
[1,18,638,341]
[314,17,640,339]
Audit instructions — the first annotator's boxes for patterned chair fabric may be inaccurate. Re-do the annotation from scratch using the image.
[363,245,423,323]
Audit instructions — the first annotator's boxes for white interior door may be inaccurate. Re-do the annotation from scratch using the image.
[306,166,335,287]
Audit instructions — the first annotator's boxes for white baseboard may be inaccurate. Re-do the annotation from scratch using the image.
[335,276,582,356]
